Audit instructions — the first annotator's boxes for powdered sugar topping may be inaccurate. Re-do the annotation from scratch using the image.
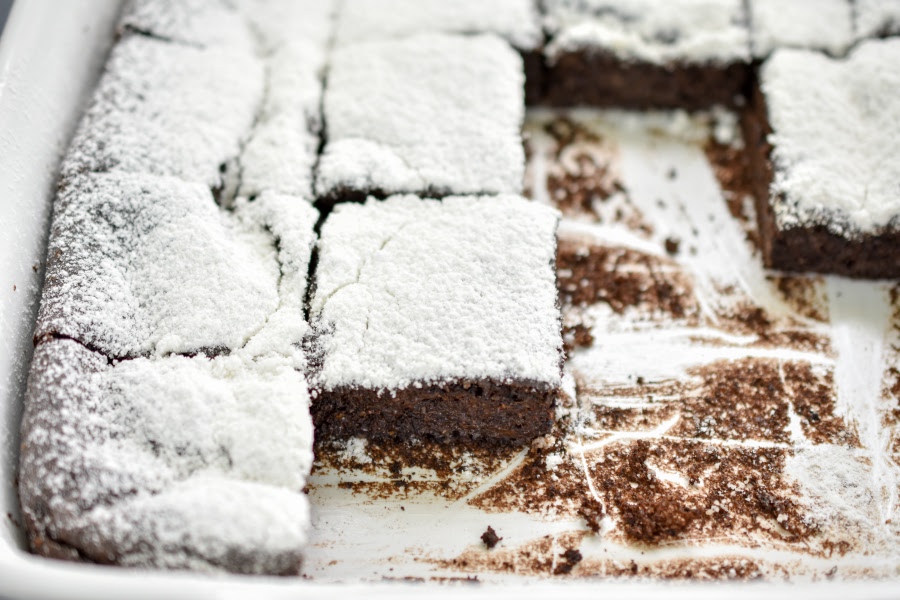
[544,0,750,65]
[118,0,255,51]
[62,35,263,189]
[36,173,284,358]
[311,194,562,391]
[316,33,525,199]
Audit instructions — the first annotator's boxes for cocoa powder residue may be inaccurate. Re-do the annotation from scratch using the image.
[557,239,699,320]
[705,141,760,251]
[585,439,815,546]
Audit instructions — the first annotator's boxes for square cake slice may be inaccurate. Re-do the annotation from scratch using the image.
[19,338,314,574]
[315,33,525,207]
[542,0,751,109]
[35,172,317,359]
[748,0,854,58]
[61,34,263,190]
[333,0,542,103]
[743,38,900,278]
[309,194,563,446]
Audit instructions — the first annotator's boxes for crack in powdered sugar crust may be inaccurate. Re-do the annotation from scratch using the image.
[239,41,326,200]
[310,195,562,391]
[762,39,900,236]
[235,193,319,363]
[235,0,337,199]
[315,33,525,199]
[61,35,263,189]
[748,0,854,58]
[333,0,542,51]
[543,0,750,65]
[35,173,281,358]
[19,339,313,573]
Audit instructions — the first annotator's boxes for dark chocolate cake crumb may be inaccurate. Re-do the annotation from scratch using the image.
[481,526,502,549]
[664,237,680,256]
[553,548,583,575]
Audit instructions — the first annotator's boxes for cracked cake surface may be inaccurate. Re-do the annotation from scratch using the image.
[310,194,562,392]
[543,0,750,66]
[35,173,317,360]
[19,338,314,574]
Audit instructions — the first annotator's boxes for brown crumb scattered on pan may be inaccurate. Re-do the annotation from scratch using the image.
[481,526,502,549]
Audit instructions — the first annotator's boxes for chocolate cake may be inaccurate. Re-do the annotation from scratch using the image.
[308,194,563,446]
[20,0,323,575]
[18,0,900,582]
[743,38,900,278]
[332,0,543,104]
[541,0,752,110]
[35,173,317,359]
[314,33,526,207]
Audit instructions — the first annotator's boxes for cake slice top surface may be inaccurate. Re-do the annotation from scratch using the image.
[762,38,900,235]
[119,0,255,50]
[334,0,542,51]
[748,0,854,58]
[543,0,750,65]
[62,34,263,189]
[36,173,317,360]
[311,194,562,391]
[20,338,313,573]
[315,33,525,200]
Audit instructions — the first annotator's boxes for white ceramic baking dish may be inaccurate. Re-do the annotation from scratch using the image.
[1,2,898,597]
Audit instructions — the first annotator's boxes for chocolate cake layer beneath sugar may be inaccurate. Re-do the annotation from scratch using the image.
[61,33,263,189]
[743,40,900,278]
[19,338,314,575]
[314,33,525,208]
[542,50,750,110]
[313,379,558,446]
[541,0,751,109]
